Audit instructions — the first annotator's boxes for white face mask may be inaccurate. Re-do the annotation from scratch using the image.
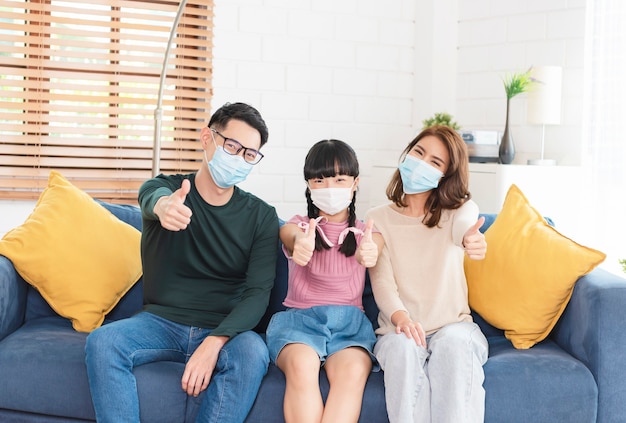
[309,184,355,216]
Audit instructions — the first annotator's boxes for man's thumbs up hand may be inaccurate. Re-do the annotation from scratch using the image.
[154,179,193,231]
[357,220,379,268]
[292,218,317,266]
[175,178,191,203]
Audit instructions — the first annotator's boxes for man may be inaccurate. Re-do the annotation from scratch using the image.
[85,102,279,423]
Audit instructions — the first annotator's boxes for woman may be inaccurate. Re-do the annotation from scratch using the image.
[365,125,488,423]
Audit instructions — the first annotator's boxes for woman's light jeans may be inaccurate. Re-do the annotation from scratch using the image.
[375,321,488,423]
[85,311,269,423]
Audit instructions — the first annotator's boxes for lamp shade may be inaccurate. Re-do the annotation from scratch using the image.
[527,66,562,125]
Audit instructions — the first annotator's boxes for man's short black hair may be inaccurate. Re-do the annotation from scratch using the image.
[208,102,269,147]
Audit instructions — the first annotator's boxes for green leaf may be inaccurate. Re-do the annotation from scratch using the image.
[503,67,535,100]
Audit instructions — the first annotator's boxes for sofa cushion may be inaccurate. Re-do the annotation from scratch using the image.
[465,184,606,349]
[0,171,142,332]
[95,199,143,231]
[0,316,195,422]
[483,337,597,422]
[23,203,144,323]
[0,317,95,420]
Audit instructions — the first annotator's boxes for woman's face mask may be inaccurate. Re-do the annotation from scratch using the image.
[399,155,444,194]
[206,136,253,189]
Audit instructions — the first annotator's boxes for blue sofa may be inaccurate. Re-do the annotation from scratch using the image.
[1,200,626,423]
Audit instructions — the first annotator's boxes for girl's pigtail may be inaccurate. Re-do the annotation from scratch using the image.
[339,192,358,257]
[306,188,331,251]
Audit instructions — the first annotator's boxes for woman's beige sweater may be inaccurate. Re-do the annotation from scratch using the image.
[365,200,479,336]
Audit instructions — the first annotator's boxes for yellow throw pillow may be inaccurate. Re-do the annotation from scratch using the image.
[0,171,142,332]
[465,184,605,349]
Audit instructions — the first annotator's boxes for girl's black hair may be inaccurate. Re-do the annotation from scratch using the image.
[303,139,359,257]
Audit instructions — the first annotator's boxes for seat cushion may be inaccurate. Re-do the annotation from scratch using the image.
[0,318,95,420]
[483,336,597,423]
[0,318,194,422]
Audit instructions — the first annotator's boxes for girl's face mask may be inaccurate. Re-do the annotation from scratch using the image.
[309,182,355,215]
[399,155,444,194]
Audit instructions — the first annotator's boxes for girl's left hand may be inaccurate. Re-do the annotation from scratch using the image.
[357,220,379,267]
[463,216,487,260]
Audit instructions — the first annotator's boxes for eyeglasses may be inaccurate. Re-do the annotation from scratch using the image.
[210,128,264,165]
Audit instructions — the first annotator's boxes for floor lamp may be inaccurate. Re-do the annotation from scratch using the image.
[527,66,562,166]
[152,0,189,177]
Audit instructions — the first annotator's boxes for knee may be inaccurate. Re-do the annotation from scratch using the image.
[85,325,113,359]
[85,325,127,374]
[330,353,372,384]
[223,331,269,372]
[377,333,426,362]
[282,354,320,387]
[430,322,488,362]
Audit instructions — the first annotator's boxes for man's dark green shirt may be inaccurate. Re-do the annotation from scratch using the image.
[138,173,279,338]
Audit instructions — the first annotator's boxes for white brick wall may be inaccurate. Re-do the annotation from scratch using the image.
[213,0,421,219]
[0,0,588,234]
[456,1,586,167]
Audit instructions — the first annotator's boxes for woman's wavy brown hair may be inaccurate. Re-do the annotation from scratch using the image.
[386,125,471,227]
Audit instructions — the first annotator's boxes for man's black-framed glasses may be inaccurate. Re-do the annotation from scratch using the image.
[210,128,264,165]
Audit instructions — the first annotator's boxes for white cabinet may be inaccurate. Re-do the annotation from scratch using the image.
[469,163,588,240]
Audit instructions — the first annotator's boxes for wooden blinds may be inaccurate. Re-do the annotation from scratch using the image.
[0,0,213,203]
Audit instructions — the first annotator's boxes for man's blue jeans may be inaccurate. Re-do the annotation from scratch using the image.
[85,312,269,423]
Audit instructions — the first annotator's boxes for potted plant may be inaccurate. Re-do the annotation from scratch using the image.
[500,67,535,164]
[422,112,461,130]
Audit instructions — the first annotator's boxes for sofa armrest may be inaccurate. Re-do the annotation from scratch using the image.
[0,255,27,341]
[551,268,626,423]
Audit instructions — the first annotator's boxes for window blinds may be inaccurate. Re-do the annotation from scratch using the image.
[0,0,213,202]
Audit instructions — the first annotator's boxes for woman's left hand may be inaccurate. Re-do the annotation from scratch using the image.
[463,216,487,260]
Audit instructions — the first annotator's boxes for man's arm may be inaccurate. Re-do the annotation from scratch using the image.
[210,207,279,338]
[181,335,228,396]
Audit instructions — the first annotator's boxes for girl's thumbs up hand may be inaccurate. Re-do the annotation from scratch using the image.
[356,220,379,268]
[292,218,317,266]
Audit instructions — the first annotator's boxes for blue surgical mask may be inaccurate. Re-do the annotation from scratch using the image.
[206,142,253,188]
[399,155,444,194]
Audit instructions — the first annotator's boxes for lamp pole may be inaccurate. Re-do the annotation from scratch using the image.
[152,0,189,177]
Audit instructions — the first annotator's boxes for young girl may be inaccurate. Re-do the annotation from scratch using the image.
[266,139,384,423]
[365,125,488,423]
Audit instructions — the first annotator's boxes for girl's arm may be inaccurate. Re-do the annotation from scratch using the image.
[279,222,301,256]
